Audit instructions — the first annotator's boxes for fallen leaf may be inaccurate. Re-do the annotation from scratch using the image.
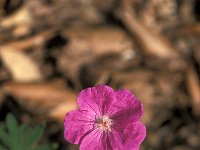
[186,68,200,116]
[2,81,77,122]
[0,6,32,28]
[0,47,43,82]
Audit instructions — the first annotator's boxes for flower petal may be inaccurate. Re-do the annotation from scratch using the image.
[64,110,96,144]
[124,121,146,150]
[79,129,104,150]
[111,121,146,150]
[108,130,125,150]
[110,89,143,122]
[77,85,116,117]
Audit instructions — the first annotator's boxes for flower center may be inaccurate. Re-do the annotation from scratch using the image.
[96,115,112,131]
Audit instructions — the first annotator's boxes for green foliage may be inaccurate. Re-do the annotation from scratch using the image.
[0,114,58,150]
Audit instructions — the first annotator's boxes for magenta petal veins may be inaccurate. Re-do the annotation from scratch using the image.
[64,85,146,150]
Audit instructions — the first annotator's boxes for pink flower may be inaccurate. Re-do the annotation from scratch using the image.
[64,85,146,150]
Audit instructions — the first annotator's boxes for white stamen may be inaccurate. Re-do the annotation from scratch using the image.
[96,115,112,131]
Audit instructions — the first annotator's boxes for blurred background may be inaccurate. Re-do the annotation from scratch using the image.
[0,0,200,149]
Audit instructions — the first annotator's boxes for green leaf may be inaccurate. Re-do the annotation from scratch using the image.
[5,113,18,134]
[19,124,29,132]
[24,124,44,148]
[0,114,58,150]
[31,143,58,150]
[5,114,21,150]
[0,144,7,150]
[0,129,10,147]
[49,143,58,150]
[0,123,5,130]
[31,144,51,150]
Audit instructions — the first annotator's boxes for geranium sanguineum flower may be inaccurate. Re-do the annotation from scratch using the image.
[64,85,146,150]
